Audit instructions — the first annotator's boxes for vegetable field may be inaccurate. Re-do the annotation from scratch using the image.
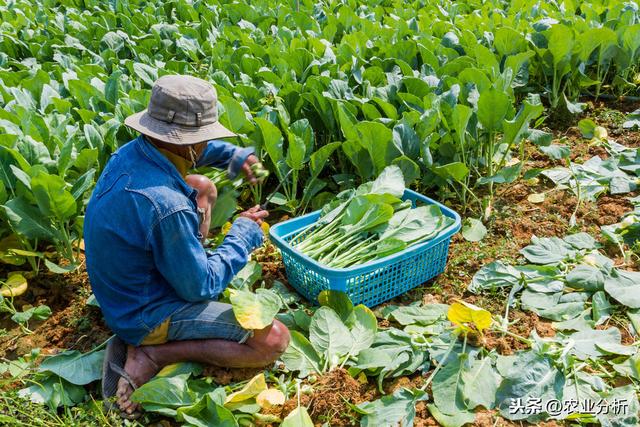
[1,0,640,425]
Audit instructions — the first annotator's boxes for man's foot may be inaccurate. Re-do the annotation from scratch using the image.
[116,345,161,416]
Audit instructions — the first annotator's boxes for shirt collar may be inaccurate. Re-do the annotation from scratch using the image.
[155,147,191,178]
[134,136,195,196]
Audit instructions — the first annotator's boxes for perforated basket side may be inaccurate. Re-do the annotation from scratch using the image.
[279,234,453,307]
[343,237,451,306]
[270,189,461,307]
[280,249,331,302]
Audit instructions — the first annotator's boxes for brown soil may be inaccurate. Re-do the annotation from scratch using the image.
[262,369,376,426]
[0,257,110,360]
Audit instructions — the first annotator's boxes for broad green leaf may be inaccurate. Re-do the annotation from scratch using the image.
[11,305,51,325]
[391,156,420,185]
[502,95,543,148]
[388,304,449,326]
[563,232,596,250]
[228,261,262,290]
[566,265,604,292]
[177,394,238,427]
[461,218,486,242]
[596,385,640,427]
[539,144,570,160]
[281,331,322,378]
[432,353,469,417]
[477,88,510,132]
[38,350,104,385]
[578,118,597,139]
[3,197,56,240]
[520,236,575,264]
[309,141,340,179]
[317,290,353,323]
[281,406,313,427]
[157,362,203,378]
[521,289,560,312]
[18,374,86,409]
[285,123,309,171]
[131,374,196,408]
[228,288,282,330]
[469,261,521,292]
[254,118,284,175]
[591,291,613,325]
[566,328,621,360]
[44,259,79,274]
[461,356,501,410]
[548,24,574,67]
[353,121,399,175]
[358,388,427,427]
[427,402,476,427]
[433,162,469,183]
[370,165,405,198]
[604,270,640,308]
[31,172,76,221]
[496,352,565,421]
[309,306,352,367]
[553,309,594,332]
[347,305,377,355]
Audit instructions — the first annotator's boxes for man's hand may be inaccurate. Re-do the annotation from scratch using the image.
[239,205,269,225]
[241,155,259,185]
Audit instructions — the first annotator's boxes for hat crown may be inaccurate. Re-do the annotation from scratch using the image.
[147,75,218,127]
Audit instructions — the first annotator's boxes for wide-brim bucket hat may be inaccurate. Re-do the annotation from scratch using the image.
[124,74,236,145]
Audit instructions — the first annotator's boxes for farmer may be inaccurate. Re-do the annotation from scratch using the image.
[84,75,290,418]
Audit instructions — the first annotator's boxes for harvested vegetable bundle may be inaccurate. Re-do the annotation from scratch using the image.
[294,166,454,268]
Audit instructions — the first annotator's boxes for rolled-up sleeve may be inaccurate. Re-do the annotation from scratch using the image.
[148,210,263,302]
[197,140,255,179]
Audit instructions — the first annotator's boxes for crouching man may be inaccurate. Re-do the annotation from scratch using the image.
[84,75,290,418]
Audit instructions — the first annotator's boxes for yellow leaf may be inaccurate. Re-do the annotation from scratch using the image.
[447,300,492,333]
[224,373,267,405]
[357,372,368,384]
[594,126,608,140]
[221,221,233,236]
[228,288,282,330]
[256,389,285,408]
[527,193,545,204]
[261,221,270,236]
[0,273,28,297]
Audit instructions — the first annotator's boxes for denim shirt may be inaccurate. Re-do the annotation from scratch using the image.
[84,136,262,345]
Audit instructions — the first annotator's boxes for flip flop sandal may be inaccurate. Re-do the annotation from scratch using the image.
[101,335,143,420]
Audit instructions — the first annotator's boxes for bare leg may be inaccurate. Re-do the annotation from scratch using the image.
[185,174,217,239]
[116,320,290,414]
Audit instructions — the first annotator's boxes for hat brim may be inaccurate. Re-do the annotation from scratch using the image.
[124,110,237,145]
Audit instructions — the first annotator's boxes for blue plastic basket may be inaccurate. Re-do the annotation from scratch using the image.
[269,189,461,307]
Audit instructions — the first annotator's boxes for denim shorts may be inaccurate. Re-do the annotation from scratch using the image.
[142,301,251,345]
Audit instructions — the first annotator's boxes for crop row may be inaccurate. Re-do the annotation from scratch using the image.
[0,0,639,268]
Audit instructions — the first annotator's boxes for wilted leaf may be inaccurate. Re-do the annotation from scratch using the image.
[527,192,545,203]
[224,373,267,404]
[0,273,28,297]
[447,300,492,332]
[256,389,285,408]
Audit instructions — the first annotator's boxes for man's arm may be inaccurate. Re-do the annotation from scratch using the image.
[148,210,263,302]
[196,140,255,179]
